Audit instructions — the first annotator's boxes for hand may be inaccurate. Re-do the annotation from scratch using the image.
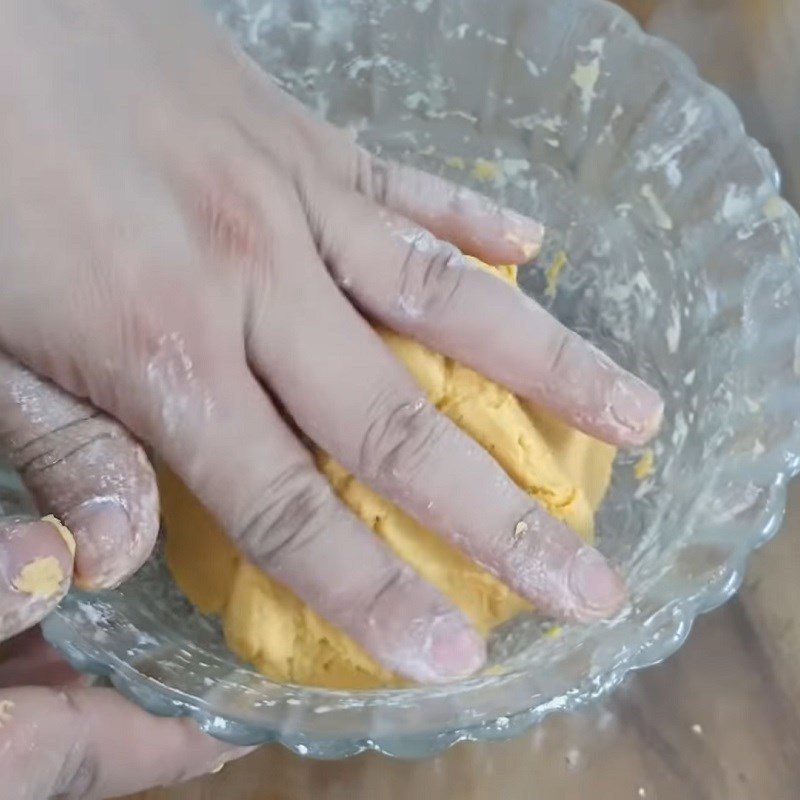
[0,376,249,800]
[0,633,247,800]
[0,0,662,691]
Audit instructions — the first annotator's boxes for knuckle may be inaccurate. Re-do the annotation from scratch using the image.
[180,126,287,280]
[538,328,596,414]
[292,172,336,262]
[234,462,335,568]
[9,412,115,483]
[545,328,578,379]
[358,392,448,488]
[395,231,466,320]
[361,563,414,618]
[541,328,612,410]
[0,363,90,465]
[353,149,393,205]
[60,750,98,800]
[192,165,279,271]
[53,690,99,800]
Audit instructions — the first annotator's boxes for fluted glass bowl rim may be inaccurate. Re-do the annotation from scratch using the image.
[35,0,800,758]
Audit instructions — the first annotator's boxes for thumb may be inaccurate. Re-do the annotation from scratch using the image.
[0,353,159,591]
[0,685,250,800]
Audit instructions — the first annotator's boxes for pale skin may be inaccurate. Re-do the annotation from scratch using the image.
[0,1,663,797]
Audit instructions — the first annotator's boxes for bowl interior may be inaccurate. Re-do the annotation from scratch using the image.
[32,0,800,757]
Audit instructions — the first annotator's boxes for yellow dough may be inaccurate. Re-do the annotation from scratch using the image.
[161,262,617,689]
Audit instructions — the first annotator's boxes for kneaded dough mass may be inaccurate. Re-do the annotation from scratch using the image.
[162,263,617,689]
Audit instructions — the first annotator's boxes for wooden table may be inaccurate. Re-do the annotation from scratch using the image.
[127,480,800,800]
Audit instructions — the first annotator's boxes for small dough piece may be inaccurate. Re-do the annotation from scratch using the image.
[162,467,239,616]
[13,557,64,598]
[42,515,76,557]
[634,449,655,480]
[162,261,617,689]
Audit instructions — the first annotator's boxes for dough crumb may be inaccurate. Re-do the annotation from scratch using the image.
[565,747,581,769]
[763,196,788,220]
[545,251,568,297]
[640,183,673,230]
[633,449,655,480]
[471,158,500,183]
[42,515,76,557]
[513,520,528,542]
[0,700,14,727]
[691,723,703,735]
[12,556,64,598]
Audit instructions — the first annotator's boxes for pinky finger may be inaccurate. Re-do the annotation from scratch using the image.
[351,147,545,264]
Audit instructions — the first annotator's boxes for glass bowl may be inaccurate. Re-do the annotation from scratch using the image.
[23,0,800,758]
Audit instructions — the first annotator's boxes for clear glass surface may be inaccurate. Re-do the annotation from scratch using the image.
[14,0,800,758]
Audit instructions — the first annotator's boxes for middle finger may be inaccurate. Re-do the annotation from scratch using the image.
[309,184,663,448]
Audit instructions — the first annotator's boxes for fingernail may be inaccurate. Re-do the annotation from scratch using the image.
[610,375,664,446]
[568,547,627,620]
[63,499,132,589]
[190,747,248,781]
[208,747,251,774]
[502,210,545,260]
[428,616,486,682]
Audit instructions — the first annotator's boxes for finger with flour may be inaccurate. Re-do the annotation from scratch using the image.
[0,354,159,590]
[246,200,627,624]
